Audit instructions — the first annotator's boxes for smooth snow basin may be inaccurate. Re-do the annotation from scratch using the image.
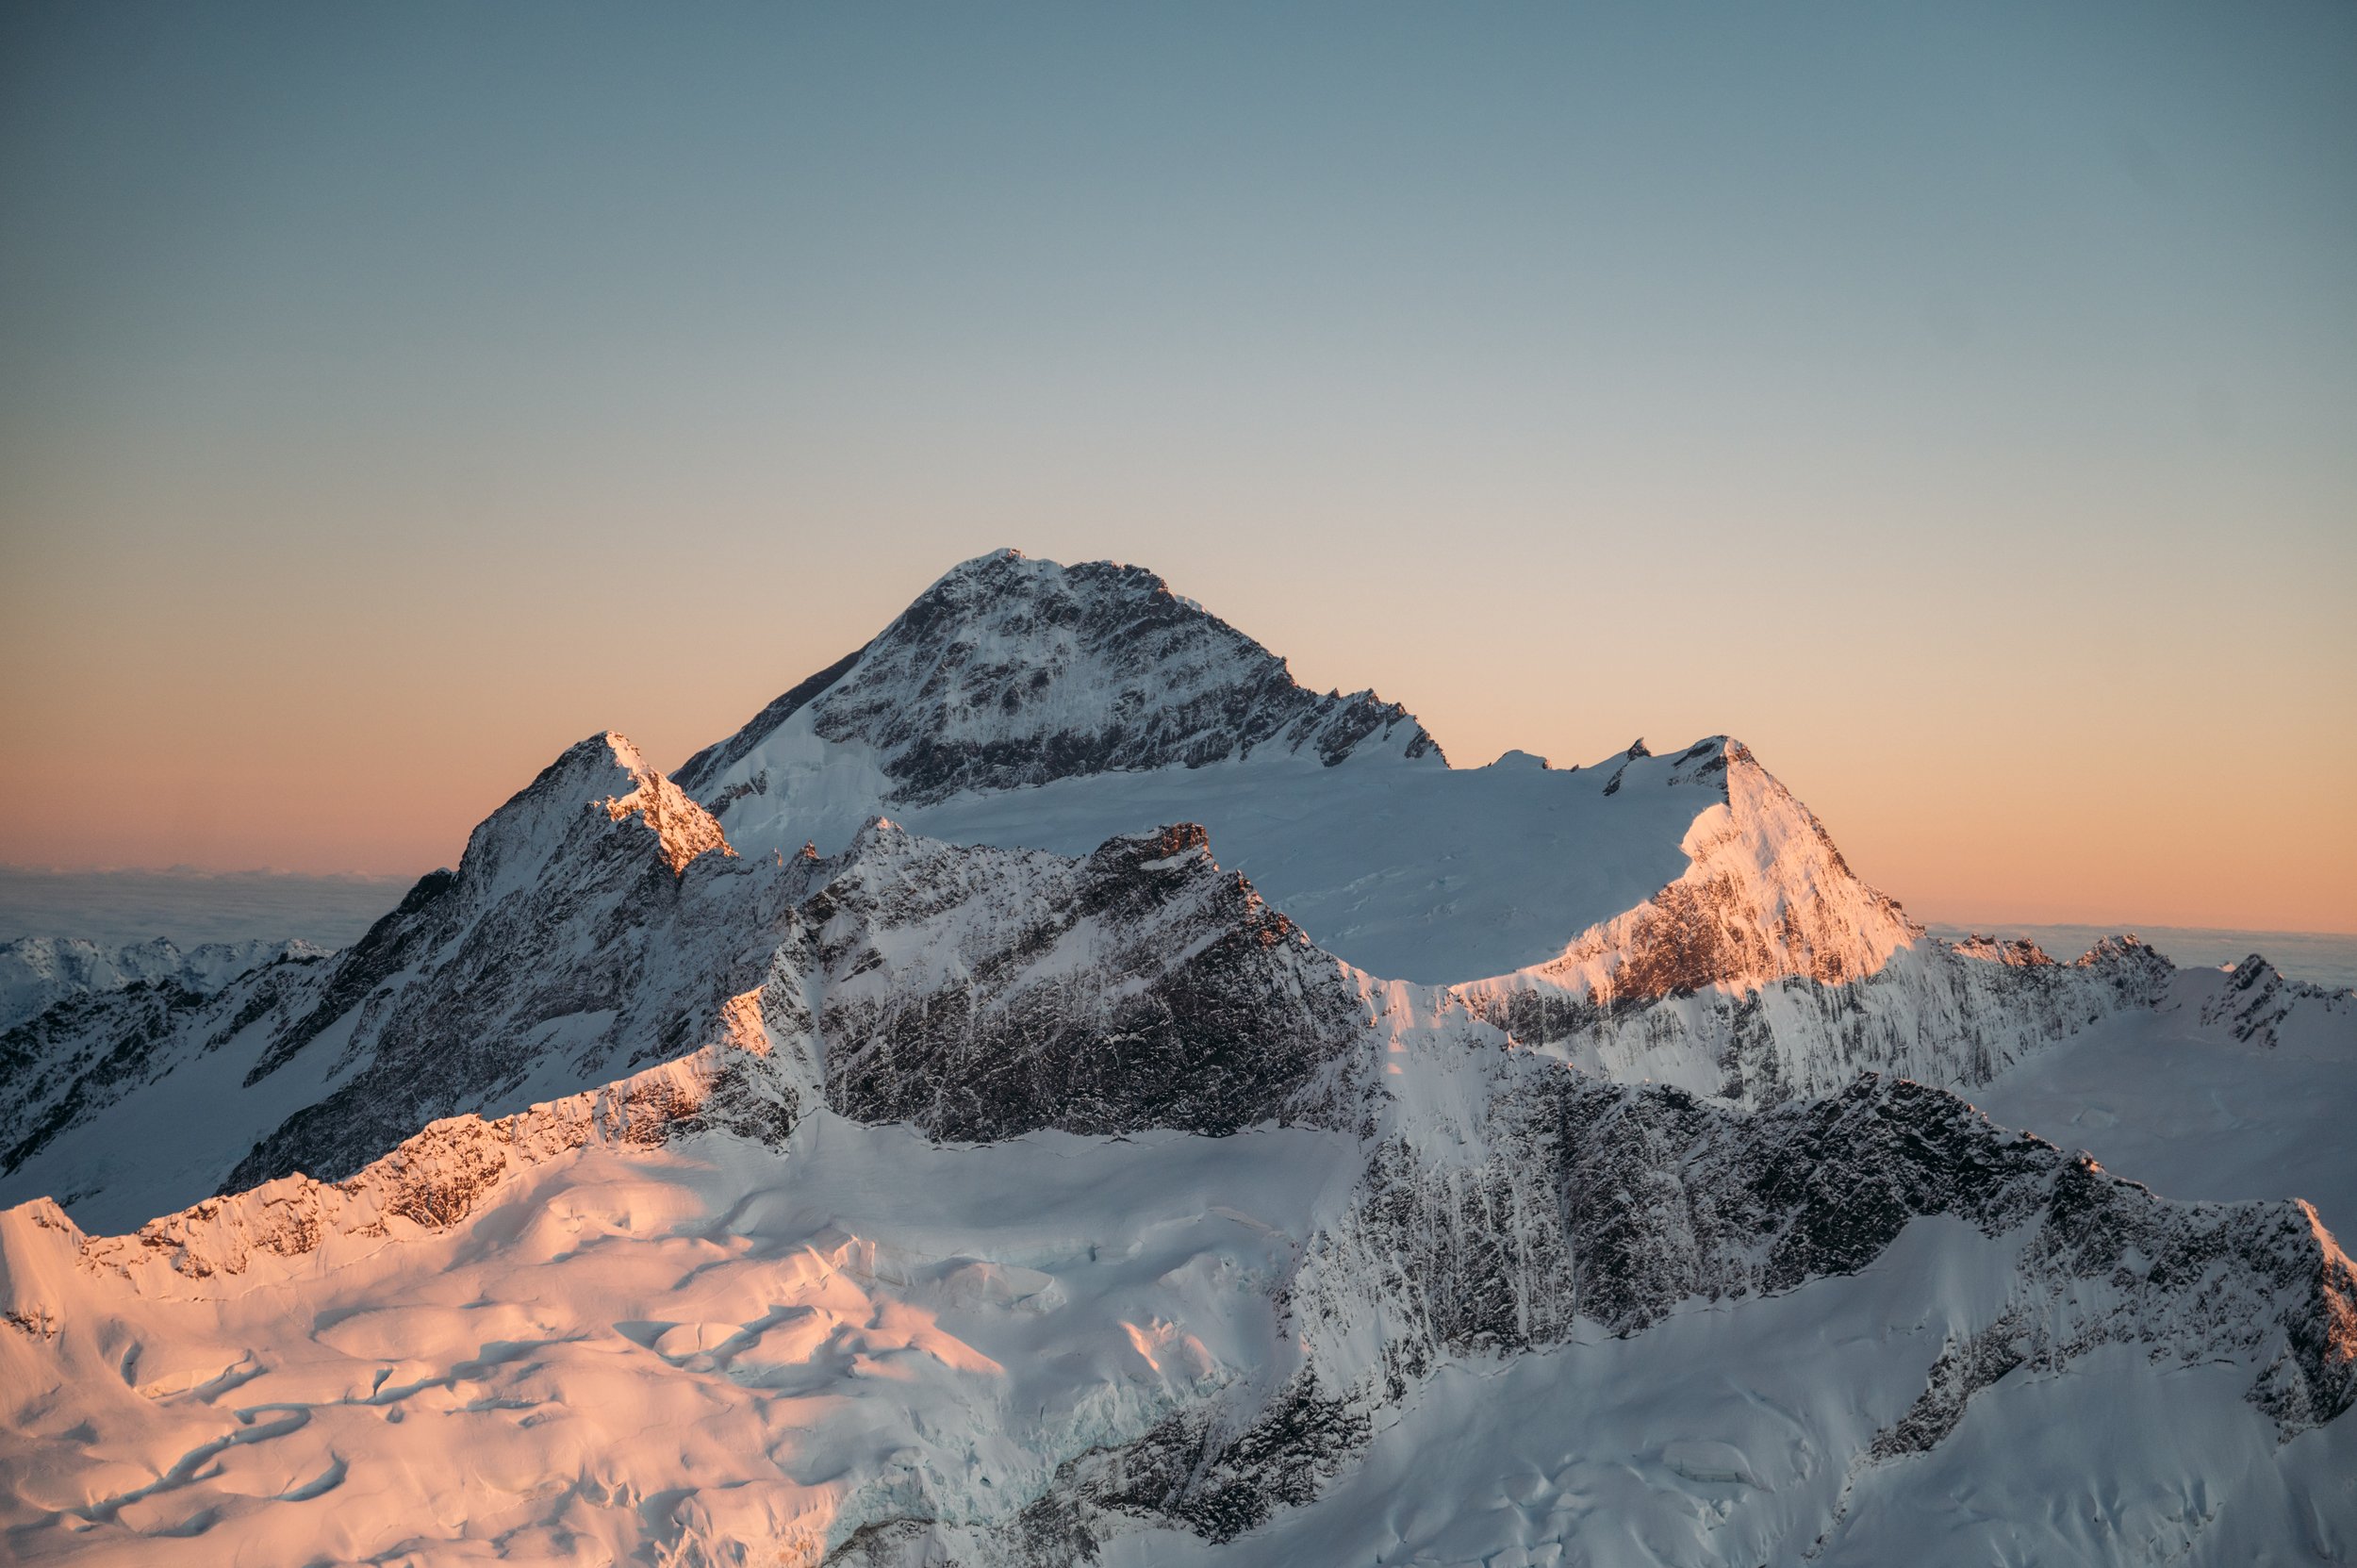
[1972,977,2357,1238]
[899,756,1709,984]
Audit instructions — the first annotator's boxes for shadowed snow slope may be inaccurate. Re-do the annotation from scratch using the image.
[1975,958,2357,1236]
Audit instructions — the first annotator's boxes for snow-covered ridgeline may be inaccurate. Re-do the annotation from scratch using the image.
[6,550,2324,1234]
[1007,1033,2357,1558]
[0,745,1383,1227]
[1450,740,2179,1103]
[0,711,2331,1237]
[2199,950,2354,1048]
[2,1034,796,1320]
[0,734,806,1230]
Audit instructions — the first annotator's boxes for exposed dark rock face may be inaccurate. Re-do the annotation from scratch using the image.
[1870,1310,2030,1459]
[1,770,1375,1218]
[0,936,321,1034]
[1005,1375,1372,1560]
[874,1060,2357,1565]
[811,822,1370,1141]
[3,977,237,1175]
[1292,1065,2353,1472]
[0,949,334,1181]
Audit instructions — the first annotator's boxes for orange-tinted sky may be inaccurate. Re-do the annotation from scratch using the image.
[3,4,2353,932]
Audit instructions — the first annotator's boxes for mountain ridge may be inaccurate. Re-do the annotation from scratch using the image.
[2,548,2351,1565]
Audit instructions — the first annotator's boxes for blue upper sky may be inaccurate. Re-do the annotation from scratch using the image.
[1,1,2351,931]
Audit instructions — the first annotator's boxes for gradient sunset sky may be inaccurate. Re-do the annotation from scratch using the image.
[3,2,2352,932]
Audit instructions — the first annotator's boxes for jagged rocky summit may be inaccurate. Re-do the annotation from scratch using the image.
[1,548,2351,1566]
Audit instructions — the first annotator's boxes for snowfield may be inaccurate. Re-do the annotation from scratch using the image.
[2,550,2350,1566]
[1,1122,1359,1566]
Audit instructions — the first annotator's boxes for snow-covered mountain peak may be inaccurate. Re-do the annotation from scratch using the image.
[596,734,735,876]
[1463,734,1916,1007]
[4,563,2355,1563]
[458,731,733,898]
[678,550,1441,810]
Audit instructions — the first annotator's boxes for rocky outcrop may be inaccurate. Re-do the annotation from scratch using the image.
[827,1048,2357,1563]
[1304,1065,2355,1421]
[807,821,1370,1142]
[1,780,1382,1225]
[2201,953,2353,1048]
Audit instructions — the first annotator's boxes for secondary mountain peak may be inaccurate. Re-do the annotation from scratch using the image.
[596,734,735,876]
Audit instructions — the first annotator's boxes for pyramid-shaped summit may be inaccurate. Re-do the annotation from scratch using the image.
[676,549,1440,803]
